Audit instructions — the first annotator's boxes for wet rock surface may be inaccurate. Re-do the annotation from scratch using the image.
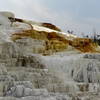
[0,40,99,100]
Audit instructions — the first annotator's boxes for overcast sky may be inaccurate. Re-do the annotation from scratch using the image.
[0,0,100,35]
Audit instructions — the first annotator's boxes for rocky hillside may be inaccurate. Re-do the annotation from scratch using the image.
[0,11,100,100]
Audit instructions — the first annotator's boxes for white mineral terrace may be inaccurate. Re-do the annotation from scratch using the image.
[0,11,77,42]
[0,11,100,100]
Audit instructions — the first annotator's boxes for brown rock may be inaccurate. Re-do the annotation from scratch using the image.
[42,23,61,32]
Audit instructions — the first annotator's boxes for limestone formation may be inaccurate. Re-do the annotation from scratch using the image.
[0,11,100,100]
